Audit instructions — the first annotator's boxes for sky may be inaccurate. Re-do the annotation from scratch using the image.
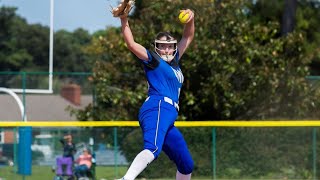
[0,0,121,33]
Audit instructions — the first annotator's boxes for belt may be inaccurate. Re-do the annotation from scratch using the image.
[146,96,179,111]
[164,97,179,111]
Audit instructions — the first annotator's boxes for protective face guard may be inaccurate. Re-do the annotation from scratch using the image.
[154,39,178,62]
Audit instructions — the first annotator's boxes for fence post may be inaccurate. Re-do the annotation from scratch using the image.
[212,128,216,180]
[18,126,32,176]
[22,72,26,121]
[114,127,118,178]
[313,128,317,180]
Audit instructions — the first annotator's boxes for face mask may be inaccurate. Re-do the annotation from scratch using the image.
[154,39,177,62]
[160,54,175,62]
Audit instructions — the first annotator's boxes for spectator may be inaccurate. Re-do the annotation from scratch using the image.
[55,134,77,177]
[74,148,92,179]
[60,134,76,160]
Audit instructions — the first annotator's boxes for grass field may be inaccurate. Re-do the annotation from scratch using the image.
[0,165,128,180]
[0,165,215,180]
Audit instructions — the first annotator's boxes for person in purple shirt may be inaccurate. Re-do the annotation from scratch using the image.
[56,134,76,177]
[116,9,195,180]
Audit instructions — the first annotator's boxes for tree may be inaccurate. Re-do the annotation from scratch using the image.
[54,28,93,72]
[0,7,94,73]
[14,23,50,71]
[0,7,33,87]
[249,0,320,74]
[0,7,33,72]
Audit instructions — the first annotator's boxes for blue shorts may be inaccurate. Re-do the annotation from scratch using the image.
[138,96,194,174]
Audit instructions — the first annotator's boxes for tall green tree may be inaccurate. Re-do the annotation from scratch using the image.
[0,7,32,71]
[54,28,92,72]
[0,7,94,73]
[0,7,33,87]
[249,0,320,74]
[0,7,95,89]
[14,23,50,71]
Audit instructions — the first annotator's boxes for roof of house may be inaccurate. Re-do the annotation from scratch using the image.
[0,94,93,121]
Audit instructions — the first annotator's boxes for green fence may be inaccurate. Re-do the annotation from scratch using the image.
[1,72,320,179]
[1,126,320,179]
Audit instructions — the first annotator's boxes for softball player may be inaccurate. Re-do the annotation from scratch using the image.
[119,9,195,180]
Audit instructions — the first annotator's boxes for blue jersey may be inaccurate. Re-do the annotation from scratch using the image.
[138,49,194,174]
[141,49,184,103]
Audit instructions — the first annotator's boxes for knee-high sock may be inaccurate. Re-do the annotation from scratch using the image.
[176,170,192,180]
[123,149,155,180]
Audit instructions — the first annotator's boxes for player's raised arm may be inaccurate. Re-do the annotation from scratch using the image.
[111,0,148,61]
[178,9,195,59]
[120,17,148,61]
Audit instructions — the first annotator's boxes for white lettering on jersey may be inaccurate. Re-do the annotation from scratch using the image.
[171,67,184,84]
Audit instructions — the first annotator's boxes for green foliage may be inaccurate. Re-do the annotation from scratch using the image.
[54,28,93,72]
[216,127,315,179]
[179,0,319,120]
[249,0,320,74]
[0,7,33,71]
[296,0,320,75]
[0,7,94,73]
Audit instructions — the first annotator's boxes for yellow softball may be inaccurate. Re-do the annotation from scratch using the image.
[179,11,190,24]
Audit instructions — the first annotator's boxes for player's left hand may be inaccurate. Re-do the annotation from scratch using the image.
[180,9,194,24]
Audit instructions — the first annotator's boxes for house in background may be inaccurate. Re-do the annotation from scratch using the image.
[0,84,92,121]
[0,84,93,164]
[0,84,93,145]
